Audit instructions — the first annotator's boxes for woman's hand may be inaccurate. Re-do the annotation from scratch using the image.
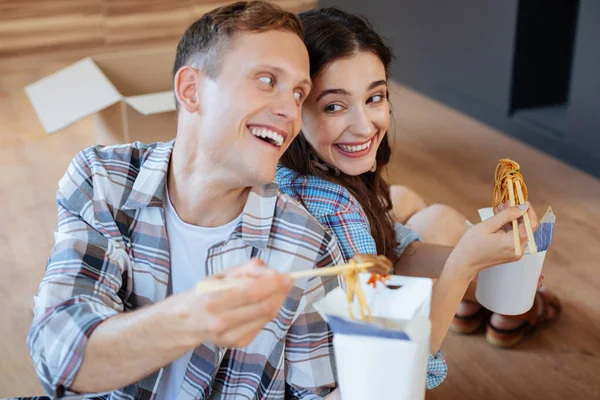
[445,204,538,280]
[495,200,539,233]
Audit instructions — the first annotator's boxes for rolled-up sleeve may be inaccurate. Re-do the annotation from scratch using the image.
[426,351,448,389]
[394,222,422,257]
[27,187,128,398]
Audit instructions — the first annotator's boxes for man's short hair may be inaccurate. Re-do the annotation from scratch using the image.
[173,1,303,82]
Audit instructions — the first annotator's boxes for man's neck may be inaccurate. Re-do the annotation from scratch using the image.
[167,141,249,227]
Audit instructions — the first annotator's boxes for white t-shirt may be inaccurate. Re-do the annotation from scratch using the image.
[155,188,242,400]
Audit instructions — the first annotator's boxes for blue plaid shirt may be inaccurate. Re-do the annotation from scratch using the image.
[276,165,448,390]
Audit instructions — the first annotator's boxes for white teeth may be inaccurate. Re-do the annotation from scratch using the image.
[249,127,284,147]
[338,140,372,153]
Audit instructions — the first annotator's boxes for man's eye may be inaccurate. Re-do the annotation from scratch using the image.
[259,76,274,86]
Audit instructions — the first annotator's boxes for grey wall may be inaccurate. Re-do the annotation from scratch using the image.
[319,0,519,114]
[319,0,600,178]
[568,0,600,159]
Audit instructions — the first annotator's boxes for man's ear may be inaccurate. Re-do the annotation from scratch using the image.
[174,66,202,113]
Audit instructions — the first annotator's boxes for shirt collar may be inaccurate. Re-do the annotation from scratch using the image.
[123,140,279,250]
[122,140,174,210]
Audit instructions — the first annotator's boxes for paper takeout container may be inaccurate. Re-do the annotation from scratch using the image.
[475,207,556,315]
[25,46,177,146]
[314,274,433,400]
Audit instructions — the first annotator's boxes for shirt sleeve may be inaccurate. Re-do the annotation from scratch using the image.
[426,351,448,389]
[320,208,378,263]
[285,235,343,399]
[394,222,422,256]
[27,156,129,399]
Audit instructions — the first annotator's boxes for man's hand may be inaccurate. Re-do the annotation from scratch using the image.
[180,258,295,348]
[71,258,294,394]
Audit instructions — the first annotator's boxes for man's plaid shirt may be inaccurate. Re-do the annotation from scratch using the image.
[28,141,342,399]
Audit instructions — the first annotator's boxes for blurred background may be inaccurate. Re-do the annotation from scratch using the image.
[0,1,598,399]
[324,0,600,179]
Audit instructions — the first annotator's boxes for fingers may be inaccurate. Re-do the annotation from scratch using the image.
[517,217,530,243]
[202,264,292,347]
[225,258,295,285]
[485,204,529,232]
[203,259,293,312]
[495,201,538,232]
[494,217,533,261]
[494,200,509,215]
[524,203,539,232]
[208,290,288,339]
[495,232,522,261]
[225,258,269,278]
[189,259,295,349]
[205,274,292,312]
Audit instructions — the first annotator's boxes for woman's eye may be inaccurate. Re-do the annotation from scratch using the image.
[325,104,343,112]
[259,76,274,86]
[369,94,385,103]
[294,91,304,101]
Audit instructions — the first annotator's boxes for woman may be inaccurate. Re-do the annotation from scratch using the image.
[277,7,560,380]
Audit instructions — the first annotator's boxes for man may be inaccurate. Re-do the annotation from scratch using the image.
[28,2,342,398]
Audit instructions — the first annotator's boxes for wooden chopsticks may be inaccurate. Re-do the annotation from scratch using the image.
[506,178,537,255]
[514,179,537,254]
[195,261,376,295]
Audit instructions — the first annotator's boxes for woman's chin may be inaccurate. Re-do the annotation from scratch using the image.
[337,162,374,176]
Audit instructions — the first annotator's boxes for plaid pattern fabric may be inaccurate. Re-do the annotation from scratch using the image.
[276,167,377,262]
[276,167,423,261]
[276,166,448,389]
[28,141,342,400]
[394,223,423,256]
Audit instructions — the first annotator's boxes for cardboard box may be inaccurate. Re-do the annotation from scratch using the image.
[25,46,177,145]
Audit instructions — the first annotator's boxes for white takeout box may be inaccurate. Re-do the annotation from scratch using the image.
[314,274,433,400]
[25,46,177,145]
[475,207,550,315]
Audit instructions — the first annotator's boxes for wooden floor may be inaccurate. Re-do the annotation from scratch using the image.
[1,43,599,399]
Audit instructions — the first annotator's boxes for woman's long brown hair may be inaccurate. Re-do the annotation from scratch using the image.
[279,8,399,262]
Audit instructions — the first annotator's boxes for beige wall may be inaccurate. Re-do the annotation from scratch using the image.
[0,0,317,56]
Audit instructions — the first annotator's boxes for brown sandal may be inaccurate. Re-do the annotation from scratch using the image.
[450,301,492,334]
[486,287,561,348]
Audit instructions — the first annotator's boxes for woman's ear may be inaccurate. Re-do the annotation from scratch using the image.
[174,66,201,113]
